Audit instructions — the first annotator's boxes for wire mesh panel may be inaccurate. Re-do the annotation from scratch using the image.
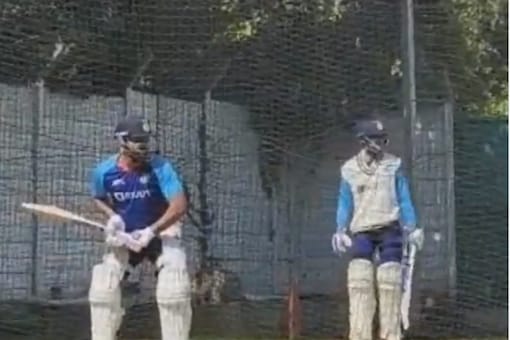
[0,0,507,339]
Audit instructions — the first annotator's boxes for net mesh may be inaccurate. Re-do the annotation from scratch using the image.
[0,0,507,339]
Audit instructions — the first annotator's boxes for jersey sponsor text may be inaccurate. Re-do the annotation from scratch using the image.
[113,189,151,202]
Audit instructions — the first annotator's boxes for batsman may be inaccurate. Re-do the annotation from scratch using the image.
[89,115,191,340]
[332,119,424,340]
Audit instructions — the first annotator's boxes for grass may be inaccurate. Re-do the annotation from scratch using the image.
[0,298,506,340]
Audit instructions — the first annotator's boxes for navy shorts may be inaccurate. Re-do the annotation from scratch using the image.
[350,224,403,264]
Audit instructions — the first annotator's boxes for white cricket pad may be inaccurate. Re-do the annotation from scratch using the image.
[156,237,192,340]
[88,251,127,340]
[347,258,376,340]
[377,261,402,340]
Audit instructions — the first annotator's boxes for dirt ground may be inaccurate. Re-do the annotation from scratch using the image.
[0,297,506,340]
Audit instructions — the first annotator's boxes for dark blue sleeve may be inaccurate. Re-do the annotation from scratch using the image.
[336,177,354,231]
[154,159,184,201]
[396,167,417,227]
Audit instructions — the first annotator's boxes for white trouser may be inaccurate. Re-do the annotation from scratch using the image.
[156,226,192,340]
[88,248,129,340]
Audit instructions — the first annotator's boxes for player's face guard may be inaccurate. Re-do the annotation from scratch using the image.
[117,133,151,163]
[360,135,388,156]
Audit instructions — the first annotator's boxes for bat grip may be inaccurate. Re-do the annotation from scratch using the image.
[116,232,143,253]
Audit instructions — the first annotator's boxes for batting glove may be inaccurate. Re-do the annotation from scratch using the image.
[404,227,424,251]
[331,230,352,255]
[105,214,126,248]
[131,226,156,249]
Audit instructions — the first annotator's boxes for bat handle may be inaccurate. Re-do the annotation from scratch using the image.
[126,241,142,253]
[116,232,143,253]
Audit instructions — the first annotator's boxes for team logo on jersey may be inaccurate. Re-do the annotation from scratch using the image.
[113,189,151,202]
[112,178,125,187]
[139,174,149,184]
[357,185,366,194]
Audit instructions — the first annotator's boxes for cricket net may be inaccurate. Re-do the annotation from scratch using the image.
[0,0,507,339]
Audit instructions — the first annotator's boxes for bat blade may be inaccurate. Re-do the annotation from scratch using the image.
[20,202,143,253]
[401,243,417,331]
[21,202,106,230]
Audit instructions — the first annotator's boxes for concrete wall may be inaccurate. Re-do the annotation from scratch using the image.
[0,85,455,302]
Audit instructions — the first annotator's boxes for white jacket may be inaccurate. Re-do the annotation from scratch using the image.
[336,150,417,234]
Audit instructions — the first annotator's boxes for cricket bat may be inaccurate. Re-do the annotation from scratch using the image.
[401,243,417,331]
[21,202,142,252]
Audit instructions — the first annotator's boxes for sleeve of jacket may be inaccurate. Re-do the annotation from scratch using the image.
[395,166,417,228]
[336,175,354,231]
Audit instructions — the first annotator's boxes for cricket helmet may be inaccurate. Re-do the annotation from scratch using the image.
[114,115,152,162]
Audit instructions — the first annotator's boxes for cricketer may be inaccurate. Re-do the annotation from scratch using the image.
[89,115,191,340]
[331,119,424,340]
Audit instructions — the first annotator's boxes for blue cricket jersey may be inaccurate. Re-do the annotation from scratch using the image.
[90,154,184,232]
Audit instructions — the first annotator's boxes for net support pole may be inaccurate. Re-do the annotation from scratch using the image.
[126,49,154,118]
[402,0,417,178]
[29,79,44,297]
[197,90,211,271]
[28,39,67,298]
[196,59,233,271]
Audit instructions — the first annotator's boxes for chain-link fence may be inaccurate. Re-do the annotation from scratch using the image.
[0,0,507,339]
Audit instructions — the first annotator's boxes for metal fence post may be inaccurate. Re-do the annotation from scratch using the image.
[29,79,44,297]
[402,0,417,178]
[400,0,419,325]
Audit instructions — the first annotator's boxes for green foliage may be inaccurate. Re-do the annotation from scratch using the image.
[415,0,507,116]
[0,0,505,193]
[452,0,507,116]
[0,1,504,111]
[453,0,508,114]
